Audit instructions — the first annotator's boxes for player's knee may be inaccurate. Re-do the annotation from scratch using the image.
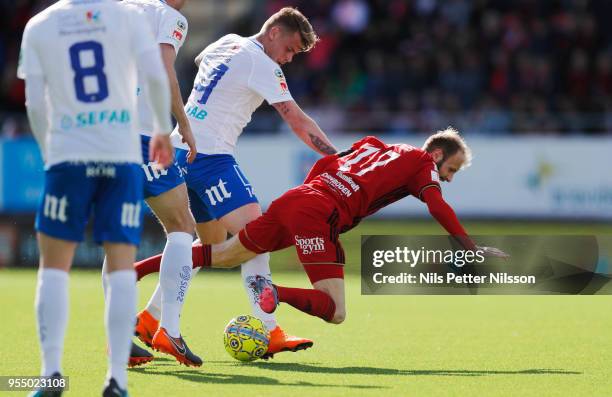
[330,307,346,324]
[163,210,196,233]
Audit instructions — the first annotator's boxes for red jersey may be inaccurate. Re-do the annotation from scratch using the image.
[305,136,440,229]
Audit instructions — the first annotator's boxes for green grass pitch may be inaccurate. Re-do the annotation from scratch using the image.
[1,220,611,396]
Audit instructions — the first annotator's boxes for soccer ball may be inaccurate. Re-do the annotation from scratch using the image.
[223,315,270,362]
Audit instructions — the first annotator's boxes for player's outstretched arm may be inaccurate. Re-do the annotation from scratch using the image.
[160,43,196,163]
[273,100,337,155]
[421,187,509,257]
[421,187,472,242]
[210,235,258,269]
[24,75,48,161]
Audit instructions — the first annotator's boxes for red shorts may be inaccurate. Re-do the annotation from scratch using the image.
[239,186,345,283]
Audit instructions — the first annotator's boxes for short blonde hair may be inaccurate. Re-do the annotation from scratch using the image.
[422,127,472,168]
[262,7,319,52]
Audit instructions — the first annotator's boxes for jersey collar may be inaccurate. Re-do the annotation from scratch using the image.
[248,35,264,52]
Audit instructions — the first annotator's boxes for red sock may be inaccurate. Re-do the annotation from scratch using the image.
[192,243,211,269]
[134,253,162,281]
[275,285,336,322]
[134,244,211,280]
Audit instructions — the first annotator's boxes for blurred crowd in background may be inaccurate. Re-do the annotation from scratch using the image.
[1,0,612,138]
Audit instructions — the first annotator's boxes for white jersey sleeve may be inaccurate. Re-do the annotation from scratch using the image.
[158,10,187,53]
[247,57,293,105]
[120,0,187,135]
[127,7,159,56]
[17,19,44,79]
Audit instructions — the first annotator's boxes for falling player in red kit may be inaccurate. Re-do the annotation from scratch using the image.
[134,128,508,330]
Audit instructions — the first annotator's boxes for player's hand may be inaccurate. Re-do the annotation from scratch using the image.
[149,133,174,168]
[478,246,510,259]
[178,122,197,164]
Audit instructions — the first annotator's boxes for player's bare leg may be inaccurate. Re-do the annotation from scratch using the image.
[209,234,258,266]
[38,233,77,272]
[138,183,202,367]
[312,278,346,324]
[141,184,195,327]
[195,219,228,245]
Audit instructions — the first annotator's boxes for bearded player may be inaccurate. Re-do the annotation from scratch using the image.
[134,129,508,332]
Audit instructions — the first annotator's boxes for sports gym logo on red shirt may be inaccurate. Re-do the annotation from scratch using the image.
[295,236,325,255]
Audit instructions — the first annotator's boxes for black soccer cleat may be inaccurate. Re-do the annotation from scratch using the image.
[102,378,128,397]
[128,341,154,367]
[28,372,64,397]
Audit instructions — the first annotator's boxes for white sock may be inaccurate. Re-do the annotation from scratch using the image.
[105,270,137,390]
[35,268,69,376]
[159,232,193,338]
[144,283,162,320]
[145,239,200,322]
[241,253,277,331]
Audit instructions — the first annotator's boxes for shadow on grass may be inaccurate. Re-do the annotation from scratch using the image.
[248,363,582,377]
[148,357,175,363]
[130,366,386,389]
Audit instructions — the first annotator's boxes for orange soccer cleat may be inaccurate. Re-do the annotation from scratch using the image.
[264,326,313,359]
[134,309,159,348]
[151,327,203,367]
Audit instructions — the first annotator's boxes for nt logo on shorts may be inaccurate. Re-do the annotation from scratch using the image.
[295,236,325,255]
[43,194,68,222]
[141,162,169,182]
[206,179,231,206]
[121,202,141,228]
